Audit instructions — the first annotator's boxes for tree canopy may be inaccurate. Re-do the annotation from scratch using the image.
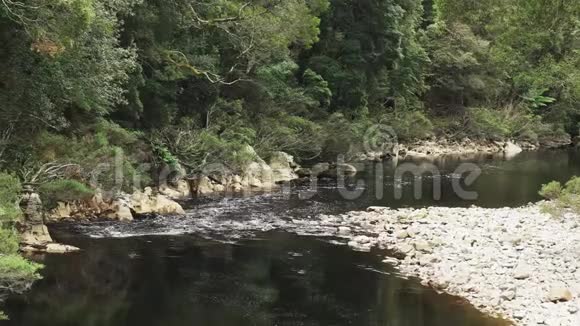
[0,0,578,179]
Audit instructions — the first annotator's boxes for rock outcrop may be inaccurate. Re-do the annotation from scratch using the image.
[504,141,523,159]
[539,134,572,149]
[130,187,186,215]
[357,136,571,162]
[159,180,191,200]
[355,148,399,162]
[189,148,301,196]
[47,187,185,222]
[399,138,506,158]
[18,186,80,254]
[269,151,299,182]
[296,162,357,179]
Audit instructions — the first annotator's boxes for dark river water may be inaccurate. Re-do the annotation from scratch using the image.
[2,149,579,326]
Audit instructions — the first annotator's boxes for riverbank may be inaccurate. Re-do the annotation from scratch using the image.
[315,204,580,325]
[27,150,580,323]
[38,139,567,220]
[398,139,523,158]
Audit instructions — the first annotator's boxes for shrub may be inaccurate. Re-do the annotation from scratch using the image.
[320,113,369,160]
[38,179,95,209]
[466,107,510,139]
[387,111,434,141]
[255,115,324,161]
[152,144,179,167]
[93,120,141,148]
[0,175,43,322]
[0,255,43,310]
[539,181,563,200]
[564,176,580,195]
[0,255,42,281]
[32,122,151,194]
[153,119,259,173]
[465,105,561,142]
[0,228,19,255]
[0,173,21,222]
[540,177,580,217]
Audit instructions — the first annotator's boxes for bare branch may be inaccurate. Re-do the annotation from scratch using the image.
[164,50,249,85]
[188,2,250,26]
[0,0,41,26]
[21,162,81,185]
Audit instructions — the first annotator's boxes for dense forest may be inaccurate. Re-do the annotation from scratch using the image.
[0,0,578,184]
[0,0,579,321]
[0,0,578,216]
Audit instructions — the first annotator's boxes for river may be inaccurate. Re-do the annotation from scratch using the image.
[2,149,579,326]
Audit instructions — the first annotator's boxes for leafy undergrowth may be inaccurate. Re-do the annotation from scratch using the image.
[0,173,44,319]
[539,177,580,218]
[0,255,43,320]
[0,255,43,282]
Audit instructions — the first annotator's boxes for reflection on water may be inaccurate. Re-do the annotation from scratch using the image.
[358,149,580,208]
[2,150,577,325]
[56,150,580,239]
[3,233,507,326]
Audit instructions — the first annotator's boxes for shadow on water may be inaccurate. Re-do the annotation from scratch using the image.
[3,233,509,326]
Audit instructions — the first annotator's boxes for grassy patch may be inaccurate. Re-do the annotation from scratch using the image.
[0,255,42,281]
[38,179,95,210]
[539,177,580,218]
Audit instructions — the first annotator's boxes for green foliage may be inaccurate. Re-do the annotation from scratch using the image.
[388,111,435,141]
[0,255,42,284]
[464,105,558,141]
[466,107,511,140]
[0,0,579,201]
[39,180,95,209]
[539,181,563,200]
[152,144,179,167]
[319,113,370,159]
[307,0,428,115]
[0,228,19,255]
[94,120,141,148]
[255,115,324,161]
[540,177,580,217]
[0,172,42,321]
[152,118,259,173]
[524,89,557,111]
[30,120,151,193]
[0,173,21,257]
[431,0,580,134]
[0,0,139,131]
[255,61,322,115]
[0,174,21,222]
[423,21,502,113]
[302,69,333,110]
[564,177,580,196]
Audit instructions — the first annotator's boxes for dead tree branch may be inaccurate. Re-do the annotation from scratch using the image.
[21,162,81,185]
[165,50,249,85]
